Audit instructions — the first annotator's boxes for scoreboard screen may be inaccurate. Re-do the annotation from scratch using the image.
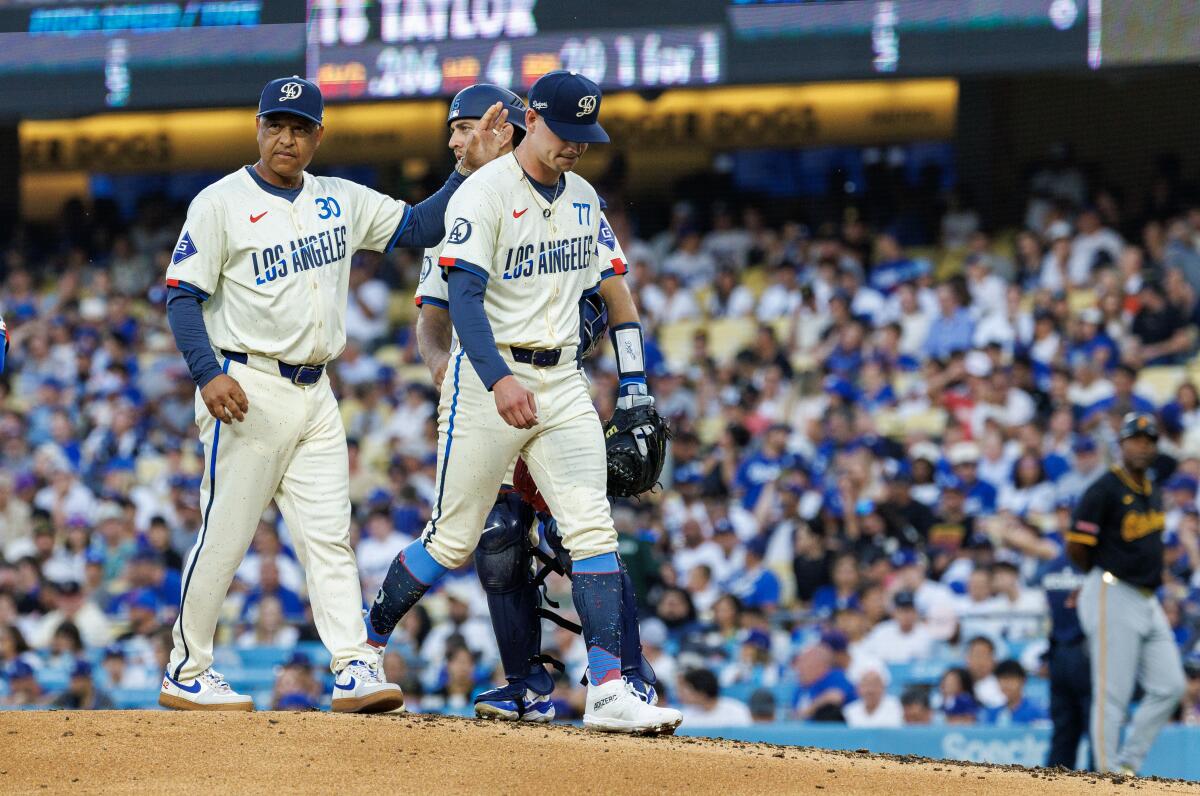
[0,0,305,114]
[306,0,724,99]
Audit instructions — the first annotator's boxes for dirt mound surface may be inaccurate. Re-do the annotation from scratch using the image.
[2,711,1196,794]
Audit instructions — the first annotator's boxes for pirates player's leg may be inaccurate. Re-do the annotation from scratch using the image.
[1115,593,1185,772]
[163,360,296,708]
[1078,569,1141,773]
[367,349,529,643]
[271,374,404,712]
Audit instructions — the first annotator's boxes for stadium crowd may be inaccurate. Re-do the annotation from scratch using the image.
[5,148,1200,729]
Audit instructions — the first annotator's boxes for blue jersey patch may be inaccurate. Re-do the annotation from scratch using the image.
[173,232,198,264]
[598,218,615,251]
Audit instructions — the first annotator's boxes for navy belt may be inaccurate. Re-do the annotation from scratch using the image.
[221,349,325,386]
[510,346,561,368]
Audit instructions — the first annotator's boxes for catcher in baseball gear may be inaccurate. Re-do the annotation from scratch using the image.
[604,399,670,498]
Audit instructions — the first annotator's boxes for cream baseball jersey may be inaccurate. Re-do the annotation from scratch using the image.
[166,166,408,365]
[436,155,607,349]
[415,208,629,309]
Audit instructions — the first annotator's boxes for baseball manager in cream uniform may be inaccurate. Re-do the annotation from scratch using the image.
[158,76,508,711]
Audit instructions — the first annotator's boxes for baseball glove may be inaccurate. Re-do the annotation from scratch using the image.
[603,400,670,497]
[513,457,550,514]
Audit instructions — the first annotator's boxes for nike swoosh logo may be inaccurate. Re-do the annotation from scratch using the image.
[513,208,528,218]
[334,677,357,691]
[250,212,268,223]
[168,677,203,694]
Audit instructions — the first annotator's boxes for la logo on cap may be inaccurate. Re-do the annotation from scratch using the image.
[280,82,304,101]
[576,95,597,117]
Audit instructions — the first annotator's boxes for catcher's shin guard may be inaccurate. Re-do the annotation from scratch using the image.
[476,490,552,689]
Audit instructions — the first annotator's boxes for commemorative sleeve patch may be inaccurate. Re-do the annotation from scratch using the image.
[172,232,198,265]
[598,218,615,250]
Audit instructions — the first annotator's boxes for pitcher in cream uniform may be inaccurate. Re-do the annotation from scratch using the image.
[367,70,681,735]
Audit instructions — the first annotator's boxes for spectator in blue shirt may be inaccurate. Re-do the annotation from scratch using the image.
[112,549,181,615]
[982,659,1048,726]
[727,537,780,612]
[810,552,861,618]
[947,442,997,516]
[734,424,796,511]
[1068,307,1119,372]
[792,642,856,721]
[1082,364,1157,425]
[870,234,929,295]
[239,558,306,624]
[925,280,976,361]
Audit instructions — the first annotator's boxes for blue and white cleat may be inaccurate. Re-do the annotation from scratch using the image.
[159,668,254,711]
[474,681,556,722]
[626,674,658,706]
[583,678,682,735]
[331,656,405,714]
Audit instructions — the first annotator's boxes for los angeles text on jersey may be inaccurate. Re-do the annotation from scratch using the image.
[500,235,595,281]
[249,225,349,285]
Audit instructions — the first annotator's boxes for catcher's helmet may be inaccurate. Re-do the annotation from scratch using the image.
[447,84,527,132]
[1119,412,1159,441]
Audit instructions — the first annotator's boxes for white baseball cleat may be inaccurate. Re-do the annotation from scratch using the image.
[159,668,255,711]
[582,678,683,735]
[330,656,405,714]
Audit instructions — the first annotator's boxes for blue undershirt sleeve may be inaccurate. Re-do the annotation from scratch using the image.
[166,288,223,389]
[448,268,511,390]
[390,170,467,250]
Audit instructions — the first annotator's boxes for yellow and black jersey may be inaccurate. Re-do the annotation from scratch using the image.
[1069,466,1165,589]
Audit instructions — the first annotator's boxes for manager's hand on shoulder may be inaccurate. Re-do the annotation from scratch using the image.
[201,373,250,423]
[461,101,510,172]
[493,375,538,429]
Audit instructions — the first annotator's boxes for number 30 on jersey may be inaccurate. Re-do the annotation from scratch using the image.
[316,197,342,219]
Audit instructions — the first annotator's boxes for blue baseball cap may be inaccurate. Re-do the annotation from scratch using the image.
[1072,436,1097,454]
[944,693,979,716]
[5,660,34,680]
[129,589,159,613]
[743,628,771,650]
[277,692,318,711]
[527,70,608,144]
[940,474,967,493]
[71,659,93,679]
[1166,474,1199,495]
[258,76,323,126]
[820,630,849,652]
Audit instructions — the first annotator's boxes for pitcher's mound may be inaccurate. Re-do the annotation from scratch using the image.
[1,711,1193,794]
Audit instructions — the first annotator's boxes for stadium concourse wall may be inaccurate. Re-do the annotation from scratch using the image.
[677,724,1200,780]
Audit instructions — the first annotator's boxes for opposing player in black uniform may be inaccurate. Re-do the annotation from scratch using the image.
[1067,412,1185,774]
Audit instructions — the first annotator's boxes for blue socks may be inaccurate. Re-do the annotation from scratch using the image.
[572,552,623,685]
[367,539,447,645]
